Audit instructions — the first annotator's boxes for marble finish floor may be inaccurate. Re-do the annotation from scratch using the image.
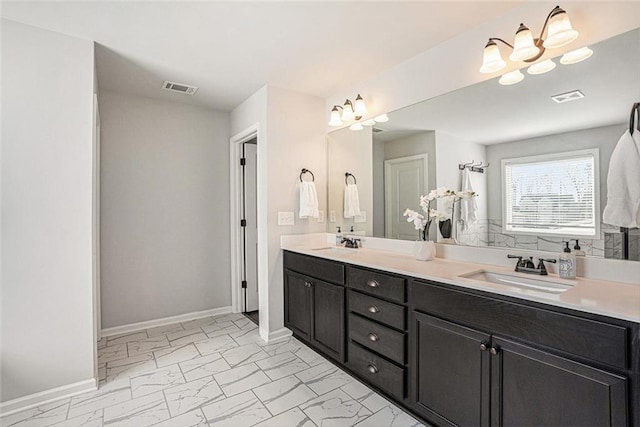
[2,313,424,427]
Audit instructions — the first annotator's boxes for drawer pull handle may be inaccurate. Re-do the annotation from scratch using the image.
[367,280,380,288]
[490,346,500,356]
[368,305,379,313]
[367,364,379,374]
[368,333,379,342]
[480,342,488,351]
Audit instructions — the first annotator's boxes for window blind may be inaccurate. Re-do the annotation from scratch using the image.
[503,151,598,237]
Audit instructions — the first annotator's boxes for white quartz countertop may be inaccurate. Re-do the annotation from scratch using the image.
[281,242,640,323]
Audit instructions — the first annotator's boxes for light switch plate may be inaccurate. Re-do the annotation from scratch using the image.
[317,211,325,223]
[329,211,337,223]
[354,211,367,223]
[278,211,295,226]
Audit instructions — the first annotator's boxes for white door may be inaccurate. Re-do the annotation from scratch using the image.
[384,155,428,240]
[243,142,259,312]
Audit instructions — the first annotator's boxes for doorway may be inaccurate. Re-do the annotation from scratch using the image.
[241,138,259,321]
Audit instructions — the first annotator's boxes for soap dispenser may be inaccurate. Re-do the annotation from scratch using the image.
[336,226,343,246]
[572,239,586,256]
[559,241,576,279]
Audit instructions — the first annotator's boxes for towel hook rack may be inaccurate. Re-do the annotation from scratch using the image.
[630,102,640,135]
[345,172,357,185]
[458,160,475,170]
[300,168,315,182]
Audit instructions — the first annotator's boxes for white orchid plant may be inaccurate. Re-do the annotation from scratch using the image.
[403,187,476,241]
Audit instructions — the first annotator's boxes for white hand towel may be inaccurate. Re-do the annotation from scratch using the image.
[343,183,362,218]
[299,180,319,219]
[603,130,640,228]
[459,168,478,231]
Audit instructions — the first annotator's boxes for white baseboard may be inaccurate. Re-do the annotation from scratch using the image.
[265,327,293,343]
[0,378,96,418]
[101,306,234,337]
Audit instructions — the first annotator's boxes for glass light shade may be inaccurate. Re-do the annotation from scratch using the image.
[361,119,376,126]
[543,9,579,49]
[353,94,368,117]
[509,24,540,61]
[341,100,355,122]
[373,114,389,123]
[349,122,364,131]
[499,69,525,85]
[560,46,593,65]
[527,59,556,75]
[328,106,343,126]
[479,40,507,73]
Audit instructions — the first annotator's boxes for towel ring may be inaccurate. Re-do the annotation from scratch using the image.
[300,168,315,182]
[345,172,357,185]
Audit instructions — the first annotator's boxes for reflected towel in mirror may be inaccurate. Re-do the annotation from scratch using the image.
[460,168,478,230]
[603,129,640,228]
[344,183,362,218]
[299,180,320,219]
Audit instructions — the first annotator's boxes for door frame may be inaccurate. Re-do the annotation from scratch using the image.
[384,154,429,238]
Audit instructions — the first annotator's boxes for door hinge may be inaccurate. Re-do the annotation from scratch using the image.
[240,158,246,166]
[240,219,247,227]
[241,280,248,289]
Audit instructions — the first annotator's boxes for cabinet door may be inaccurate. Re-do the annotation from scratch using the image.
[284,270,312,341]
[311,279,345,362]
[410,312,491,427]
[491,336,627,427]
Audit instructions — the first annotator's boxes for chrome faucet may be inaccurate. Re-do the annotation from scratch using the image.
[508,254,557,275]
[341,237,361,248]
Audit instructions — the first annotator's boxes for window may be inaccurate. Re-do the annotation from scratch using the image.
[502,149,600,237]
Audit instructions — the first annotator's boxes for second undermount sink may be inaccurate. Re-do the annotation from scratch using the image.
[458,270,573,294]
[311,247,357,255]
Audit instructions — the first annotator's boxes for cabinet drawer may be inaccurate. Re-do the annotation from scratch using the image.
[349,290,406,330]
[348,266,406,303]
[412,280,629,369]
[347,342,405,400]
[349,313,405,365]
[284,251,345,285]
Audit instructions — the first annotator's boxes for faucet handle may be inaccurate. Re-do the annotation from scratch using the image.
[507,254,523,260]
[536,258,557,275]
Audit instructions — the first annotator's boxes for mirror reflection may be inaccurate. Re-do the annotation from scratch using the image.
[327,28,640,260]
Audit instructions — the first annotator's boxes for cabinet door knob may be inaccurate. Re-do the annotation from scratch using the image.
[368,333,379,342]
[367,280,380,288]
[480,342,488,351]
[304,281,312,288]
[490,346,500,355]
[368,305,379,313]
[367,364,379,374]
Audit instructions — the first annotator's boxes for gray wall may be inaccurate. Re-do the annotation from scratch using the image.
[485,123,625,220]
[100,90,231,328]
[1,20,96,402]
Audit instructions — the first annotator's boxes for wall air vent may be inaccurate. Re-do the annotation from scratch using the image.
[551,90,584,104]
[162,81,199,95]
[372,127,385,133]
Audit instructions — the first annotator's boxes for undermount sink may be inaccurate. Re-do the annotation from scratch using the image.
[311,246,357,255]
[458,270,573,294]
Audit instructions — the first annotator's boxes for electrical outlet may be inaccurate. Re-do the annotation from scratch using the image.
[317,211,325,223]
[277,211,295,226]
[354,211,367,223]
[329,211,337,223]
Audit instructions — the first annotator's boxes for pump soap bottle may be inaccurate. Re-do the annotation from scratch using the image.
[336,226,343,246]
[559,241,576,279]
[572,239,586,256]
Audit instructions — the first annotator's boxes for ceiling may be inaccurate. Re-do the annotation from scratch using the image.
[1,1,520,111]
[373,28,640,145]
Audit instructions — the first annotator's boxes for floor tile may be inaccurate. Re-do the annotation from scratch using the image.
[98,344,128,365]
[103,391,169,427]
[342,380,390,413]
[256,351,310,381]
[151,409,208,427]
[166,328,208,347]
[296,362,353,395]
[233,317,257,330]
[68,383,131,419]
[252,407,316,427]
[201,390,272,427]
[1,399,70,427]
[181,317,216,330]
[293,346,326,366]
[146,323,184,338]
[195,335,238,355]
[179,353,232,382]
[213,363,271,397]
[201,321,241,338]
[49,409,103,427]
[253,375,317,416]
[354,404,424,427]
[229,329,262,346]
[163,376,225,417]
[258,337,304,356]
[106,331,148,347]
[127,336,170,357]
[106,353,156,381]
[212,313,246,323]
[154,343,200,368]
[221,343,269,367]
[301,389,372,427]
[130,364,185,398]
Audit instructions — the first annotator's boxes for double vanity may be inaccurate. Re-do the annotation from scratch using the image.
[282,237,640,427]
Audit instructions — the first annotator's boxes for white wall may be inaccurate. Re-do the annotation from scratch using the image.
[1,20,95,402]
[99,90,231,328]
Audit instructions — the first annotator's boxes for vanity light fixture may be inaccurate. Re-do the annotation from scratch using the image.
[499,69,525,85]
[328,95,389,130]
[480,5,587,85]
[560,46,593,64]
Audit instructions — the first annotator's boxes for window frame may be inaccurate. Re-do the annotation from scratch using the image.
[500,148,601,239]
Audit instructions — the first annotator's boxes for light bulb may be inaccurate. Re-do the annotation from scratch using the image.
[353,94,368,117]
[527,59,556,75]
[543,7,579,49]
[510,24,540,62]
[328,106,343,126]
[560,47,593,65]
[499,69,525,85]
[341,99,355,122]
[349,123,364,131]
[361,119,376,126]
[480,40,506,73]
[373,114,389,123]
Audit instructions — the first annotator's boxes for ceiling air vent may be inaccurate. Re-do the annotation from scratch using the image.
[162,81,199,95]
[551,90,584,104]
[372,127,385,133]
